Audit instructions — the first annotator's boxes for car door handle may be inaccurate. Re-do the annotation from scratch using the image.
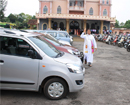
[0,60,4,63]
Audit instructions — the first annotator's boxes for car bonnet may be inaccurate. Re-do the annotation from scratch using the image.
[53,53,82,66]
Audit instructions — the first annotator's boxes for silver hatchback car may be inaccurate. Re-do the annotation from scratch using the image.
[0,29,85,100]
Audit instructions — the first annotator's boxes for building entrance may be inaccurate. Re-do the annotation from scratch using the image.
[70,21,79,35]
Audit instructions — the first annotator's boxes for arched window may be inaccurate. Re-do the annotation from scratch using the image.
[89,8,93,15]
[53,22,58,30]
[70,2,72,6]
[106,0,109,4]
[43,6,48,14]
[70,21,79,29]
[91,23,95,29]
[57,6,61,14]
[43,23,47,30]
[103,9,107,16]
[87,23,89,29]
[102,0,105,4]
[60,22,64,30]
[103,26,106,30]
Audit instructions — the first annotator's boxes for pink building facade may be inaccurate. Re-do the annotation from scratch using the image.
[36,0,115,34]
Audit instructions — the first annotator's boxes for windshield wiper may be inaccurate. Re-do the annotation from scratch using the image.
[55,52,63,58]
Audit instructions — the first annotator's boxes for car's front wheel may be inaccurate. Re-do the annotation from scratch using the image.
[44,78,68,100]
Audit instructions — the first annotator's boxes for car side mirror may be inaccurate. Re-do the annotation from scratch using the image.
[28,50,36,59]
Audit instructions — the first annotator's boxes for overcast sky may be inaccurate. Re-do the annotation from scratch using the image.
[4,0,130,23]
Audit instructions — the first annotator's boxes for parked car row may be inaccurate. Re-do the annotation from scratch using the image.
[0,28,85,100]
[94,34,130,52]
[26,30,73,46]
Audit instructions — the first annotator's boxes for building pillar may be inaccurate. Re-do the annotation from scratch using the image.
[83,20,87,29]
[100,20,103,34]
[30,25,32,29]
[37,19,39,30]
[37,24,39,30]
[66,19,69,33]
[48,18,52,29]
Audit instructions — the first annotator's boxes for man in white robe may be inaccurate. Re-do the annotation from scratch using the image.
[80,29,97,67]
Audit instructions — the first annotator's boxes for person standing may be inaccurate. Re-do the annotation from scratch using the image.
[80,29,97,67]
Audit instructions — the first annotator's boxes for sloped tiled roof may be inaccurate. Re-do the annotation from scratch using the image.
[28,19,37,25]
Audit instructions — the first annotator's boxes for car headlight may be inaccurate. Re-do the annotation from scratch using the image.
[66,64,82,74]
[67,49,80,55]
[74,51,80,55]
[67,49,74,54]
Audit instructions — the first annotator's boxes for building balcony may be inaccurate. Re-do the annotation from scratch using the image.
[69,6,84,11]
[36,13,116,23]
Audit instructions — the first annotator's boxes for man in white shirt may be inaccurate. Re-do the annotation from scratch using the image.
[80,29,97,67]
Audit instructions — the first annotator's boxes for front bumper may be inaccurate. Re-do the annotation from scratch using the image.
[68,67,85,92]
[70,39,73,45]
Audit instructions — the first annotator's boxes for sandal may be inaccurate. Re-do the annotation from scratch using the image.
[88,63,92,67]
[89,64,92,67]
[85,59,87,64]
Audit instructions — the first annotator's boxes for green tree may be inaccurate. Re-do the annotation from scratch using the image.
[2,17,10,22]
[4,12,36,29]
[124,20,130,29]
[0,0,7,21]
[8,13,17,23]
[120,22,125,27]
[32,15,36,19]
[115,20,119,28]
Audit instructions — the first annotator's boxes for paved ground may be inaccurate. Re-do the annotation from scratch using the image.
[1,40,130,105]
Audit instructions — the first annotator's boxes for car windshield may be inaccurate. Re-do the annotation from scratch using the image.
[29,35,60,58]
[64,32,70,37]
[42,34,61,46]
[36,31,61,46]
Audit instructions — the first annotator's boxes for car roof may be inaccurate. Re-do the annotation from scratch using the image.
[40,30,67,33]
[0,29,41,37]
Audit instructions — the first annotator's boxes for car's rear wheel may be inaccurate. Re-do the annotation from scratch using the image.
[44,78,68,100]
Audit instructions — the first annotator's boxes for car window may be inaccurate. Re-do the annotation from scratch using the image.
[29,35,60,58]
[40,35,60,46]
[48,32,57,37]
[59,33,66,37]
[0,36,37,58]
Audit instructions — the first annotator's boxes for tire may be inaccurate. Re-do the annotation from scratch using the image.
[108,41,111,45]
[127,47,130,52]
[118,43,121,47]
[113,42,116,46]
[124,45,126,48]
[120,43,123,48]
[44,78,68,100]
[124,44,128,49]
